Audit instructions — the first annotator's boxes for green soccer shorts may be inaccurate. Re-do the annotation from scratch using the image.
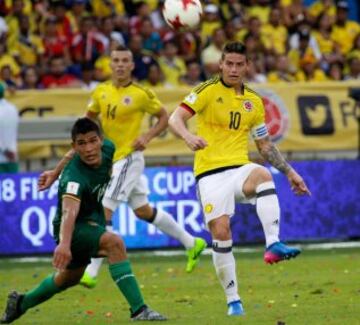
[53,222,106,269]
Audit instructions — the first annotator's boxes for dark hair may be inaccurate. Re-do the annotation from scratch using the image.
[222,42,247,59]
[71,118,101,141]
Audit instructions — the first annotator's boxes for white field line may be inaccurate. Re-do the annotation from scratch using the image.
[3,241,360,263]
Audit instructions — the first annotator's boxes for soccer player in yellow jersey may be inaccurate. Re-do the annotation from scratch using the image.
[81,45,206,286]
[169,42,311,316]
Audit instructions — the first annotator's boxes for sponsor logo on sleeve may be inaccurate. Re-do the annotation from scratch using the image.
[185,93,198,104]
[66,182,80,195]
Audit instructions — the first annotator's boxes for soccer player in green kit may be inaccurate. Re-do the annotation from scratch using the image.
[0,118,166,323]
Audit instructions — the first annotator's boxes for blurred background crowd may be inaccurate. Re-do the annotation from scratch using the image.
[0,0,359,92]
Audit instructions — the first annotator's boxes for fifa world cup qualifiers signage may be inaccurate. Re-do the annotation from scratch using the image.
[0,162,359,255]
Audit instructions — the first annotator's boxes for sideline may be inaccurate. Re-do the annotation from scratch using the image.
[3,241,360,263]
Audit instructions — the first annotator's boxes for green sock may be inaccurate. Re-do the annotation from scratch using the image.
[20,274,63,313]
[109,260,145,314]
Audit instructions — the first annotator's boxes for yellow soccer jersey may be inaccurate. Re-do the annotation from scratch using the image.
[181,77,266,177]
[87,81,162,162]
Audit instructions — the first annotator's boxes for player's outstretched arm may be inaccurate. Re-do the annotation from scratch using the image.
[38,149,75,191]
[255,136,311,196]
[169,107,207,151]
[53,196,80,270]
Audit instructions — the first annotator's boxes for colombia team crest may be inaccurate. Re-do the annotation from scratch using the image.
[243,100,253,112]
[255,88,289,143]
[123,96,132,105]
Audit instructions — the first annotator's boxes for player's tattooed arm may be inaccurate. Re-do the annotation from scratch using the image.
[255,136,291,175]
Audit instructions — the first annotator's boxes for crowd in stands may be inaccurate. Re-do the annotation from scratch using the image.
[0,0,359,92]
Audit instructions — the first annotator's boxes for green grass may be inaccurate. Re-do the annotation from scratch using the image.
[1,247,359,324]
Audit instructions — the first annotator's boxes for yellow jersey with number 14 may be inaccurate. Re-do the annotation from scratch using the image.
[87,81,162,162]
[181,77,266,177]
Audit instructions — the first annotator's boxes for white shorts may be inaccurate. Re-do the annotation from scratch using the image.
[197,163,264,225]
[102,151,149,211]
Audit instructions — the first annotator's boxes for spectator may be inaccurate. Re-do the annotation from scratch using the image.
[140,17,163,55]
[173,31,202,62]
[10,14,45,66]
[223,19,240,43]
[295,54,328,81]
[283,0,308,32]
[141,62,169,89]
[112,14,130,45]
[327,61,344,80]
[289,19,322,62]
[331,1,360,55]
[344,56,360,80]
[180,60,204,86]
[246,59,267,83]
[129,1,151,35]
[220,0,244,22]
[288,29,318,73]
[149,0,167,31]
[201,28,227,78]
[43,17,71,65]
[99,15,125,53]
[5,0,27,49]
[237,16,262,43]
[0,15,9,40]
[41,55,81,88]
[0,65,20,90]
[261,7,288,55]
[80,62,99,90]
[313,12,342,68]
[158,40,186,87]
[267,54,295,82]
[0,83,19,173]
[245,0,271,24]
[66,0,89,34]
[201,4,222,45]
[20,66,43,89]
[348,33,360,59]
[0,43,20,77]
[71,16,105,64]
[91,0,125,18]
[94,39,120,81]
[308,0,335,23]
[128,34,157,81]
[50,0,73,45]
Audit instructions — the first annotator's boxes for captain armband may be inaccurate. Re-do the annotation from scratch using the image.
[251,123,269,140]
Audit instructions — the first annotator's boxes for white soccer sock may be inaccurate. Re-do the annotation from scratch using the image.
[86,257,104,278]
[152,209,195,249]
[256,181,280,248]
[84,224,114,278]
[212,240,240,304]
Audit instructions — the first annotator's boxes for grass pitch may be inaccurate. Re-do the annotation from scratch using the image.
[0,246,359,324]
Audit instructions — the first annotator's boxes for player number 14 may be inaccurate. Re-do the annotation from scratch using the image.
[107,104,117,119]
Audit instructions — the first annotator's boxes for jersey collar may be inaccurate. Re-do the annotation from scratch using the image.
[220,78,245,95]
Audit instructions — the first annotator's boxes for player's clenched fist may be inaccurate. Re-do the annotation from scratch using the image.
[184,134,208,151]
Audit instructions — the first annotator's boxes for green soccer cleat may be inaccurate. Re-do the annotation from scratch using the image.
[186,237,207,273]
[79,271,98,289]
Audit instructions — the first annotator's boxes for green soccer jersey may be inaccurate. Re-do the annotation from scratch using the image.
[53,139,115,234]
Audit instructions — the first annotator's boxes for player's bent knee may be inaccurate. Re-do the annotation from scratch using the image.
[254,166,273,182]
[100,232,125,254]
[133,204,153,220]
[244,166,273,194]
[208,217,232,241]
